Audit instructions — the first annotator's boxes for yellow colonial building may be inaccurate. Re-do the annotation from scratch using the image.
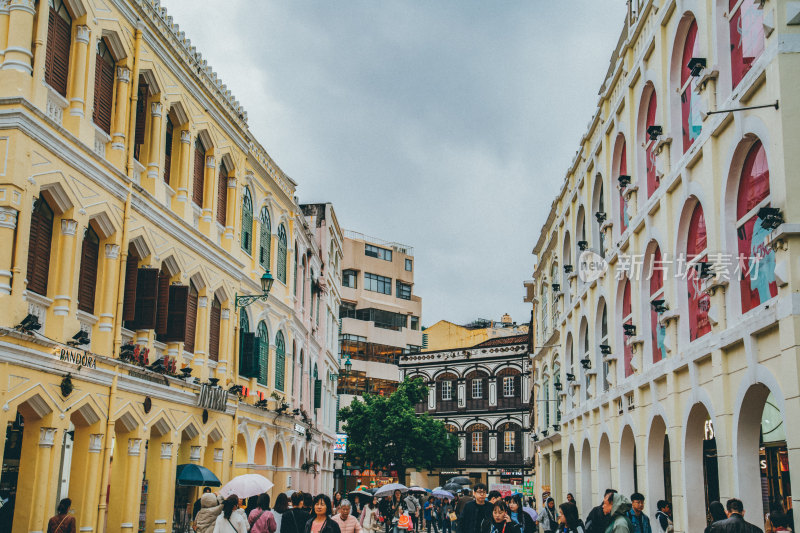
[524,1,799,531]
[0,1,341,532]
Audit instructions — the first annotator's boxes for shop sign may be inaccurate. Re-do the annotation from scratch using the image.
[295,423,306,435]
[440,470,460,475]
[334,433,347,454]
[500,470,522,476]
[57,347,96,369]
[197,384,228,412]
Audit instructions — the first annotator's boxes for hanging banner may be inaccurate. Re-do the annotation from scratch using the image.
[334,433,348,454]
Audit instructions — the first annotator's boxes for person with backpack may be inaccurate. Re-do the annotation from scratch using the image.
[557,502,585,533]
[214,495,249,533]
[283,492,312,533]
[459,484,493,533]
[250,493,278,533]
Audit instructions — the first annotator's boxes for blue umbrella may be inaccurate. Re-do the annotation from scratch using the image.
[175,464,221,487]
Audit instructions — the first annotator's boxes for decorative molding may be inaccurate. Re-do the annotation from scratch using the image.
[198,296,208,308]
[0,206,18,229]
[160,442,173,459]
[128,438,143,456]
[89,434,104,453]
[206,156,215,169]
[39,427,57,447]
[150,102,163,117]
[116,67,131,84]
[75,25,90,44]
[105,244,120,259]
[60,219,78,236]
[214,448,224,462]
[189,445,202,462]
[180,130,191,144]
[221,309,230,320]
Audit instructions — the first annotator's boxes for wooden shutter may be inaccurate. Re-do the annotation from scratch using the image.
[93,50,114,134]
[122,250,139,322]
[216,164,227,225]
[133,268,159,330]
[239,332,259,378]
[134,81,148,159]
[241,205,252,252]
[155,267,171,337]
[184,286,198,353]
[208,298,221,362]
[192,138,205,206]
[45,8,71,97]
[275,346,285,391]
[77,226,99,314]
[26,198,54,296]
[165,285,188,341]
[44,9,57,91]
[164,118,173,184]
[314,379,322,409]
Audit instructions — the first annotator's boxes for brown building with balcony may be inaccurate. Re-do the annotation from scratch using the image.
[398,334,531,490]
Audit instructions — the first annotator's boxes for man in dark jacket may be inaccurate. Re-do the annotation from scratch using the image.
[709,498,763,533]
[586,489,617,533]
[282,492,311,533]
[458,484,492,533]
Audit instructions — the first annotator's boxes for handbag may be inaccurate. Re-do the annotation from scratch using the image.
[448,513,457,522]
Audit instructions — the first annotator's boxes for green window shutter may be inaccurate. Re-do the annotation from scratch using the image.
[314,378,322,409]
[277,224,287,283]
[241,188,253,253]
[257,322,269,386]
[239,332,259,378]
[275,331,285,391]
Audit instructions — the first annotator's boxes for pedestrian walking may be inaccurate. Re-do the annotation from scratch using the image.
[333,493,344,514]
[361,497,382,533]
[459,484,493,533]
[250,493,278,533]
[283,492,312,533]
[274,493,290,533]
[195,492,224,533]
[507,494,535,533]
[488,492,503,505]
[214,495,249,533]
[306,494,343,533]
[440,498,454,533]
[380,496,396,533]
[47,498,76,533]
[194,487,214,521]
[481,501,521,533]
[603,492,633,533]
[539,497,558,533]
[626,494,651,533]
[585,489,616,533]
[333,499,363,533]
[557,502,585,533]
[424,496,440,533]
[704,502,728,533]
[406,493,421,532]
[653,501,672,533]
[767,509,793,532]
[708,498,764,533]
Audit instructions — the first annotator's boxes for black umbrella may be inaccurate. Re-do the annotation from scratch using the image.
[442,483,462,492]
[447,476,471,486]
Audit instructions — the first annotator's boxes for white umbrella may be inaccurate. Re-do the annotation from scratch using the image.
[219,474,274,499]
[408,486,428,494]
[432,489,454,499]
[373,483,408,498]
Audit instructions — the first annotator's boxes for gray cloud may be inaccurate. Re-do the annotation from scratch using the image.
[164,0,627,326]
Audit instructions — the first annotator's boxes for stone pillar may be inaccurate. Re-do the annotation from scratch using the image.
[146,101,164,184]
[49,218,79,339]
[0,2,9,64]
[121,438,144,533]
[66,25,91,123]
[489,430,497,462]
[73,433,104,533]
[427,382,435,410]
[109,67,131,166]
[172,130,191,215]
[29,427,59,533]
[0,206,18,295]
[201,152,216,229]
[0,0,35,74]
[216,307,231,378]
[147,440,177,533]
[193,293,209,379]
[222,176,237,250]
[93,243,120,354]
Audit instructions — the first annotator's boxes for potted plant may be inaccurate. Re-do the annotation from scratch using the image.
[301,460,320,477]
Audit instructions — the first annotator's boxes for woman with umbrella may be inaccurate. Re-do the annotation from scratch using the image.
[360,497,382,533]
[305,494,342,533]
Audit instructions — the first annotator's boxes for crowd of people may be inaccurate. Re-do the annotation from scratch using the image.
[42,485,793,533]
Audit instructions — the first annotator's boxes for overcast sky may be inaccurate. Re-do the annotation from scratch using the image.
[164,1,628,327]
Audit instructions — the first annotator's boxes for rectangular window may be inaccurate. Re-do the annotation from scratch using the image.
[343,269,358,288]
[503,376,515,397]
[504,431,515,453]
[365,244,392,261]
[364,273,391,295]
[472,379,483,399]
[396,281,412,300]
[441,381,452,400]
[472,431,483,453]
[406,345,421,354]
[405,258,413,271]
[410,316,420,331]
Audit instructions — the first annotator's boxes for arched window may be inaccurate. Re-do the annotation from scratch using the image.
[164,116,174,184]
[729,0,764,89]
[616,136,629,232]
[301,256,307,307]
[582,321,591,400]
[192,137,206,207]
[542,372,550,428]
[27,197,55,296]
[566,334,574,407]
[466,423,489,459]
[217,161,228,226]
[552,360,561,424]
[649,245,667,362]
[93,39,115,134]
[498,422,522,459]
[185,283,199,354]
[598,183,606,257]
[277,224,288,283]
[680,20,702,153]
[592,177,606,257]
[257,321,269,386]
[77,225,100,314]
[550,262,559,329]
[540,283,548,342]
[497,367,521,409]
[259,206,271,270]
[687,203,711,341]
[599,303,610,390]
[436,372,458,411]
[644,90,660,197]
[209,296,221,362]
[45,0,72,97]
[562,233,572,308]
[299,349,305,402]
[241,187,253,253]
[466,370,489,410]
[622,279,633,378]
[736,141,775,313]
[240,308,249,333]
[275,330,286,391]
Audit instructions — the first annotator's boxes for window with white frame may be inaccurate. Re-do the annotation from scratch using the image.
[441,380,452,401]
[503,376,515,397]
[471,431,483,453]
[471,378,483,399]
[504,431,515,452]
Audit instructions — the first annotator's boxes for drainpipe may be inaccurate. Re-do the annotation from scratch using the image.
[95,372,119,532]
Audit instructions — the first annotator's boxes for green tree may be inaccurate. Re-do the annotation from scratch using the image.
[338,377,458,484]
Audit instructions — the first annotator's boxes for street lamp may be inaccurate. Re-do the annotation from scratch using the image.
[235,271,275,310]
[342,356,353,394]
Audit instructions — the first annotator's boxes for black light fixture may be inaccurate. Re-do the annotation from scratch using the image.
[646,125,663,141]
[552,424,561,432]
[235,271,275,310]
[578,241,588,251]
[599,344,612,355]
[541,429,549,437]
[551,283,561,292]
[618,175,631,187]
[694,261,714,279]
[67,329,90,347]
[758,207,784,230]
[651,299,669,314]
[564,264,573,274]
[623,324,637,337]
[14,313,41,334]
[580,358,591,370]
[554,381,562,391]
[566,373,576,382]
[532,433,539,442]
[688,57,707,77]
[180,367,193,379]
[595,211,607,224]
[208,377,220,388]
